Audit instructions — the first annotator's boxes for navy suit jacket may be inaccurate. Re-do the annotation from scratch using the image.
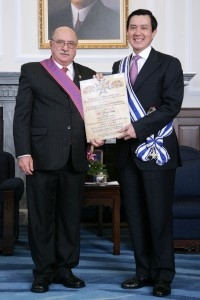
[112,48,184,171]
[48,1,120,40]
[13,61,96,172]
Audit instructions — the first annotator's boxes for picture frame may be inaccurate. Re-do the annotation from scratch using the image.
[38,0,128,49]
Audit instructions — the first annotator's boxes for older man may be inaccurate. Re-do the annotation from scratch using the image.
[13,26,104,293]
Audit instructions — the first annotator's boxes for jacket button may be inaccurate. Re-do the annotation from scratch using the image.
[67,126,71,130]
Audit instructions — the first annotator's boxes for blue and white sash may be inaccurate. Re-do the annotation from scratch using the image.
[119,55,173,166]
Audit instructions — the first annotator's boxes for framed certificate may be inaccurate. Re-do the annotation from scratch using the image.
[80,74,130,142]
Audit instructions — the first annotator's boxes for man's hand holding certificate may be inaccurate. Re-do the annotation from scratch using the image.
[80,73,130,142]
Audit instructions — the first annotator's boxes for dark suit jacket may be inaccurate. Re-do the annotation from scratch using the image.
[48,1,120,40]
[112,48,184,171]
[13,62,96,172]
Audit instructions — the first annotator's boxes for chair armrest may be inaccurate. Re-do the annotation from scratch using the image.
[1,190,15,254]
[0,178,24,202]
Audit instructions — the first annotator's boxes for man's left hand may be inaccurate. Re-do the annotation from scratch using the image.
[117,123,137,140]
[90,139,105,147]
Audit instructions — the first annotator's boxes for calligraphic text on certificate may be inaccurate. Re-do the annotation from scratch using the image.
[80,73,130,142]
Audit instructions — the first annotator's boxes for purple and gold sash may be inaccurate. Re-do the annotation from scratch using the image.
[40,58,84,119]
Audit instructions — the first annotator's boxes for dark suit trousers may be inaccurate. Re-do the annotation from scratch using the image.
[120,155,176,283]
[26,158,85,279]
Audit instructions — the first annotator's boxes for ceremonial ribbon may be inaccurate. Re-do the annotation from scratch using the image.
[119,55,173,166]
[40,58,84,119]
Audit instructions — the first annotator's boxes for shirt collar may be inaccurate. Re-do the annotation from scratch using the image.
[71,0,97,25]
[53,60,74,80]
[53,60,72,70]
[132,45,152,60]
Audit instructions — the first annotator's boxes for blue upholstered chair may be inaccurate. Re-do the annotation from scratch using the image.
[173,146,200,252]
[0,151,24,255]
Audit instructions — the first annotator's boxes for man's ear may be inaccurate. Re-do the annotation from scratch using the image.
[152,28,157,39]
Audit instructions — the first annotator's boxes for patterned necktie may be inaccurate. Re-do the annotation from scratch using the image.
[130,55,140,85]
[75,13,82,31]
[61,67,68,74]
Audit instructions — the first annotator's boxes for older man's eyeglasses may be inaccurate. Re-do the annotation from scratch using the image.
[52,40,77,49]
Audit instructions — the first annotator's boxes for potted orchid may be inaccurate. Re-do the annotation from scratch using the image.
[87,146,108,180]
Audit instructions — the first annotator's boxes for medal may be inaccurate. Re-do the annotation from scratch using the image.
[149,146,157,160]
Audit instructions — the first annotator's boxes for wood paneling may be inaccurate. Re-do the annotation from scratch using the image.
[174,108,200,150]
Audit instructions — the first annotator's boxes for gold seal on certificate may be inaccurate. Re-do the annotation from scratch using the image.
[80,73,130,142]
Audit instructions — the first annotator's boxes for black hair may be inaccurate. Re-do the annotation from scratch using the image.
[126,9,158,32]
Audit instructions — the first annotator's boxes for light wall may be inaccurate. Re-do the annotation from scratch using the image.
[0,0,200,107]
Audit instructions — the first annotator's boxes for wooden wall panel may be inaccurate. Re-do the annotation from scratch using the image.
[173,108,200,150]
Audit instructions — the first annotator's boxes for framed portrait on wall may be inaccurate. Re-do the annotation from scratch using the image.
[38,0,128,49]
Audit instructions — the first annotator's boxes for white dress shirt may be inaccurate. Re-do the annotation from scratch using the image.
[71,0,98,27]
[131,45,152,73]
[54,61,74,81]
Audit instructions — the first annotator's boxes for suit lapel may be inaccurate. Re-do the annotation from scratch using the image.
[134,48,161,91]
[73,63,83,87]
[66,5,74,28]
